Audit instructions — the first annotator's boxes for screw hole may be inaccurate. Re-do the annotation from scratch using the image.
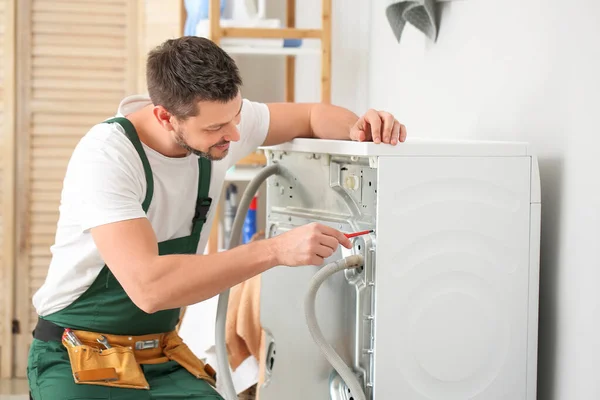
[369,181,372,186]
[358,245,361,251]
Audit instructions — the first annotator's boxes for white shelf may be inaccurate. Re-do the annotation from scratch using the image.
[225,166,264,182]
[222,45,320,56]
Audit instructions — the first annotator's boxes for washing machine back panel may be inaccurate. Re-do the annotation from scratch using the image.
[374,156,532,400]
[260,150,377,400]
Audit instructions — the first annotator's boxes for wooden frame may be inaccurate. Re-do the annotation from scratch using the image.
[1,0,17,380]
[285,0,296,102]
[14,0,33,379]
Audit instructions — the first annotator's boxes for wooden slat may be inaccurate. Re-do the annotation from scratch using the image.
[32,45,126,59]
[33,56,126,71]
[33,125,96,137]
[30,245,53,256]
[32,99,120,114]
[33,22,126,38]
[34,33,126,48]
[34,88,124,102]
[15,0,138,378]
[33,1,125,16]
[33,113,114,127]
[32,11,126,26]
[32,135,80,149]
[221,27,322,39]
[35,0,125,4]
[285,0,296,103]
[31,145,76,159]
[209,0,221,44]
[30,210,60,223]
[33,77,125,91]
[34,67,124,81]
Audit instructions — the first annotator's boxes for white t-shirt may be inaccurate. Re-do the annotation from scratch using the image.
[32,95,270,316]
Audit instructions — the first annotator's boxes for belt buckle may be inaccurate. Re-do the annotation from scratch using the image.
[135,339,159,350]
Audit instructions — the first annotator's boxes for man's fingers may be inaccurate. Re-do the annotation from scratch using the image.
[318,224,352,249]
[399,123,407,142]
[391,120,401,145]
[357,130,366,142]
[319,234,339,252]
[381,112,395,144]
[315,244,335,260]
[365,109,382,144]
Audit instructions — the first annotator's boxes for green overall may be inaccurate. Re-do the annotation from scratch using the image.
[27,117,223,400]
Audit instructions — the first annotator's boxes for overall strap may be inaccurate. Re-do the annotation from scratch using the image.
[191,157,212,237]
[104,117,154,213]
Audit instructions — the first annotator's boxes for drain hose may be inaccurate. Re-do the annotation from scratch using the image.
[305,254,366,400]
[215,164,282,400]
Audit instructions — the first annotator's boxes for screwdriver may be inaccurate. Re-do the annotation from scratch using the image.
[344,229,374,238]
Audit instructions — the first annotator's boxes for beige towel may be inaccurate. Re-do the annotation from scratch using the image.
[226,274,264,371]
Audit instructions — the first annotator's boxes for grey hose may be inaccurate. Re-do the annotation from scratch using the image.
[305,255,366,400]
[215,164,282,400]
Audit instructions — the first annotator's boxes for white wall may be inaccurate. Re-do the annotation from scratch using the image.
[369,0,600,399]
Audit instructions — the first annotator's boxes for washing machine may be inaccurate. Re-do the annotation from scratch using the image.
[257,138,541,400]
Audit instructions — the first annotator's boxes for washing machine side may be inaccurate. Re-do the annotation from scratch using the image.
[372,153,534,400]
[526,154,542,400]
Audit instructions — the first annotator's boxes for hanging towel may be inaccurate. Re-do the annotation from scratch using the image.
[386,0,438,42]
[226,274,263,371]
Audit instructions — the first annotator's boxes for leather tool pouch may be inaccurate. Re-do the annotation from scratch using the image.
[62,337,150,390]
[61,330,216,390]
[163,331,217,386]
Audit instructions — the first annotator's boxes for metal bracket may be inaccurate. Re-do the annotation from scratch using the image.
[135,339,159,350]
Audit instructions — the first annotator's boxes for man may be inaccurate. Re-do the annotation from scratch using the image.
[27,36,407,399]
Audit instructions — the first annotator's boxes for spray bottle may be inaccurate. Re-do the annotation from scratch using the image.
[223,184,238,249]
[242,195,257,244]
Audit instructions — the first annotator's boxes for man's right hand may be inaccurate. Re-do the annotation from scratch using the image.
[269,222,353,267]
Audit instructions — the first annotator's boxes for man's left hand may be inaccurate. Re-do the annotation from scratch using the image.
[349,109,407,145]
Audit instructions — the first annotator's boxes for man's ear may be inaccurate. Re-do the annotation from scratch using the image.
[152,105,175,131]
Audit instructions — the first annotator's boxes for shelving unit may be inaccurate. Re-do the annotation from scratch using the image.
[180,0,332,104]
[202,0,332,104]
[181,0,333,253]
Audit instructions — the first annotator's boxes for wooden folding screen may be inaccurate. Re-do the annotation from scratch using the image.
[12,0,139,377]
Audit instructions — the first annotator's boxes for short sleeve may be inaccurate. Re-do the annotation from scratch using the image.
[228,99,270,167]
[64,126,148,232]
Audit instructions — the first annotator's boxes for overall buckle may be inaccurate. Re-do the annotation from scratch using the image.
[193,197,212,224]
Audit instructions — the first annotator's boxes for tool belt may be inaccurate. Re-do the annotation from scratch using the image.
[33,317,216,390]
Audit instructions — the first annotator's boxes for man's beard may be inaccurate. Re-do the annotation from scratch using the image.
[174,130,229,161]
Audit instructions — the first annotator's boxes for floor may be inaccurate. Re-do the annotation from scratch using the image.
[0,379,28,400]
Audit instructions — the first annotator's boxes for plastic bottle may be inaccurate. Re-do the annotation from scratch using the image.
[223,184,238,249]
[242,196,258,244]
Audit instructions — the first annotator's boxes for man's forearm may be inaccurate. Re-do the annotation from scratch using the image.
[139,239,278,313]
[309,103,359,140]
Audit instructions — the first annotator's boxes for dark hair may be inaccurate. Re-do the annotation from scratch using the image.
[146,36,242,119]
